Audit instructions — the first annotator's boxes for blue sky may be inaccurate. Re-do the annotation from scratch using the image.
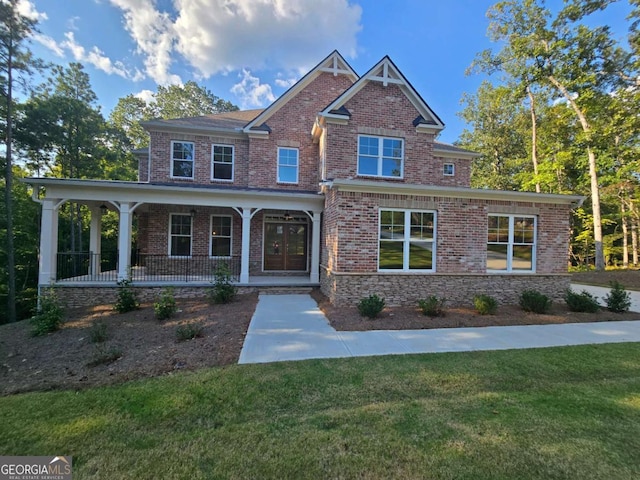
[20,0,634,144]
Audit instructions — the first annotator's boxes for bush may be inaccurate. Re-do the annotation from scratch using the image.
[604,281,631,313]
[208,264,237,304]
[87,346,122,367]
[30,289,65,337]
[357,294,386,318]
[519,290,551,314]
[418,296,446,317]
[473,294,498,315]
[114,279,139,313]
[176,323,204,342]
[564,289,600,313]
[89,319,109,343]
[154,287,178,320]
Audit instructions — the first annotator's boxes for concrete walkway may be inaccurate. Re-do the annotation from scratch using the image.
[238,286,640,364]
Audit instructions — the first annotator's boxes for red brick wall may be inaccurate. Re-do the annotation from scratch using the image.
[324,82,471,187]
[247,72,354,191]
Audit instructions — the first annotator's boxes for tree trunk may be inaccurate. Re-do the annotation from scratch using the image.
[632,204,639,267]
[526,86,541,193]
[548,75,604,270]
[621,198,629,268]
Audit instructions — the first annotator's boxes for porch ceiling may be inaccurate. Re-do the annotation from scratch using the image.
[23,177,325,212]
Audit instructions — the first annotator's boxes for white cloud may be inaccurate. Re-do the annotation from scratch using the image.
[33,33,64,57]
[231,69,276,108]
[275,76,298,89]
[134,89,155,104]
[173,0,362,77]
[15,0,47,21]
[108,0,182,85]
[61,32,130,79]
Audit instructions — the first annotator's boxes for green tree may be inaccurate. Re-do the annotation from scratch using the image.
[0,0,41,322]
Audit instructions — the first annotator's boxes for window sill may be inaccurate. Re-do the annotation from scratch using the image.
[211,178,234,183]
[357,174,404,181]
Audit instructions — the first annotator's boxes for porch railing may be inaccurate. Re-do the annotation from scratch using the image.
[56,252,240,283]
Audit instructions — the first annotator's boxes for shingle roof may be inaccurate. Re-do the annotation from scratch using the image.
[141,108,265,131]
[433,141,479,156]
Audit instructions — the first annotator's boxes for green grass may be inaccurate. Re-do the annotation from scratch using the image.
[2,344,640,479]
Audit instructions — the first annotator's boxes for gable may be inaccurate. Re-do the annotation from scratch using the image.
[243,51,358,136]
[318,56,444,134]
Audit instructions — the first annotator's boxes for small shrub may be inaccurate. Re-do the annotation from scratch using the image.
[87,346,122,367]
[114,279,139,313]
[564,289,600,313]
[89,319,109,343]
[209,264,238,304]
[154,287,178,320]
[30,289,64,337]
[357,294,386,318]
[473,294,498,315]
[604,281,631,313]
[519,290,552,314]
[176,323,204,342]
[418,296,446,317]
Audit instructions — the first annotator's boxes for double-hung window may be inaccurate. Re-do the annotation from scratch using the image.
[212,144,234,181]
[211,215,232,257]
[277,147,299,183]
[169,214,192,257]
[379,209,435,271]
[358,135,404,178]
[171,141,194,179]
[487,215,536,272]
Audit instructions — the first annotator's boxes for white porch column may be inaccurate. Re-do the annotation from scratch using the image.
[310,211,321,283]
[117,202,133,281]
[89,206,102,276]
[39,199,59,285]
[240,208,252,284]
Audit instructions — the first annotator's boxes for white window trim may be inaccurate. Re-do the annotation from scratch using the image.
[487,214,537,273]
[210,214,233,258]
[378,208,436,272]
[170,140,195,180]
[443,163,455,176]
[357,135,405,179]
[211,144,234,182]
[277,147,299,184]
[168,213,193,258]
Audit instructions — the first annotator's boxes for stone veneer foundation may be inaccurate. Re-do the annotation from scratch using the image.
[320,267,571,307]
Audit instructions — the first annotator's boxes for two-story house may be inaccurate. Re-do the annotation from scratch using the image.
[27,51,582,308]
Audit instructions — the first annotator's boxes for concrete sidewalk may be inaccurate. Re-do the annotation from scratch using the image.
[238,289,640,364]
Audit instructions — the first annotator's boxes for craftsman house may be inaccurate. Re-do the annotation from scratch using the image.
[26,51,582,307]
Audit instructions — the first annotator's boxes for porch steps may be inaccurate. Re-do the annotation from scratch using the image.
[257,286,317,295]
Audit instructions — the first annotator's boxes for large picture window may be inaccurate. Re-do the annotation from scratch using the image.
[277,147,299,183]
[211,215,232,257]
[212,144,234,181]
[171,141,194,178]
[358,135,404,178]
[487,215,536,272]
[169,214,192,257]
[379,209,435,271]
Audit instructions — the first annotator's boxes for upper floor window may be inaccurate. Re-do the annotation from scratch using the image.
[379,209,435,271]
[278,147,299,184]
[171,141,194,179]
[211,215,232,257]
[169,213,192,257]
[358,135,404,178]
[212,144,234,181]
[487,215,536,272]
[443,163,455,176]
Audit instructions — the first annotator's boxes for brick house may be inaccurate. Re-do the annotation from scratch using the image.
[27,51,582,307]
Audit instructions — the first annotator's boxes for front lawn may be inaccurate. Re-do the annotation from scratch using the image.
[1,344,640,479]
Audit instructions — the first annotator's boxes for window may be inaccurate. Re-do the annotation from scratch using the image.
[358,135,404,178]
[212,144,234,181]
[277,147,299,183]
[211,215,232,257]
[487,215,536,272]
[169,214,192,257]
[379,209,435,271]
[443,163,455,176]
[171,141,194,178]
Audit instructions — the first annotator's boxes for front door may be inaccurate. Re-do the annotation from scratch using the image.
[264,223,308,271]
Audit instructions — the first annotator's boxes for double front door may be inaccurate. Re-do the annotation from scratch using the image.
[264,222,308,271]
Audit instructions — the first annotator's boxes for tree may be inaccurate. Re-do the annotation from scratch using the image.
[0,0,40,322]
